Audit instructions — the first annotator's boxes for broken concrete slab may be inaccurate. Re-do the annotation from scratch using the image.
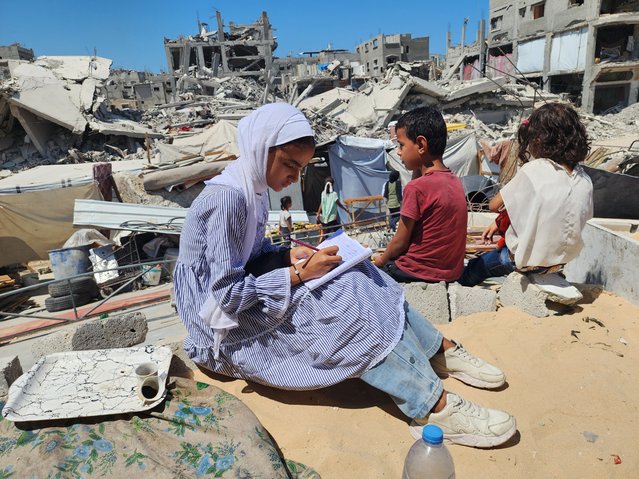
[0,355,23,399]
[448,282,497,320]
[498,272,552,318]
[445,76,508,102]
[31,312,148,362]
[7,61,88,134]
[34,56,112,82]
[528,273,583,305]
[403,281,450,324]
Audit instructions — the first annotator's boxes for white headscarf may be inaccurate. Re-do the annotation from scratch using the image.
[201,103,314,358]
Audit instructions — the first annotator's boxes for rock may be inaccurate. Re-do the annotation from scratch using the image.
[0,355,23,399]
[403,281,450,324]
[448,282,497,320]
[528,273,583,305]
[0,169,11,179]
[498,272,552,318]
[32,312,148,362]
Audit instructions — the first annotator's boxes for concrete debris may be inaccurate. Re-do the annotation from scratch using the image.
[402,281,450,324]
[448,282,498,320]
[31,312,149,362]
[0,355,23,399]
[498,272,558,318]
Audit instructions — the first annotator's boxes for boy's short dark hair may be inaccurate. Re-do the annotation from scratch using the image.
[396,106,447,157]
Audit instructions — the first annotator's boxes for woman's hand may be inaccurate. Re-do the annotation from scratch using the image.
[481,221,499,245]
[289,246,315,264]
[299,246,342,281]
[372,252,386,268]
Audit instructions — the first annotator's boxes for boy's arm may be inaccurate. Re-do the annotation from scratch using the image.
[374,215,415,266]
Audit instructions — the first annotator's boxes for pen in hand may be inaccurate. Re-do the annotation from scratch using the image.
[289,237,320,251]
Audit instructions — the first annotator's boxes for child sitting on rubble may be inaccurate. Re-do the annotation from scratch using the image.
[373,106,468,283]
[458,102,593,286]
[174,103,516,448]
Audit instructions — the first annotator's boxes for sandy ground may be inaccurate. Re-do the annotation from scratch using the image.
[188,290,638,478]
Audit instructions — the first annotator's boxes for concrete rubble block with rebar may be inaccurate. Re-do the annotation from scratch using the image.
[0,355,23,398]
[402,281,450,324]
[448,282,497,320]
[31,312,149,362]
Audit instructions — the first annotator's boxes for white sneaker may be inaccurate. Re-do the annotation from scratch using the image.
[410,393,517,448]
[431,342,506,389]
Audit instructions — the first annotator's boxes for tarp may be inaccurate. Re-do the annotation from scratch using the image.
[156,120,239,164]
[550,28,587,73]
[517,37,546,73]
[443,133,479,177]
[0,183,102,267]
[327,136,394,221]
[0,160,146,195]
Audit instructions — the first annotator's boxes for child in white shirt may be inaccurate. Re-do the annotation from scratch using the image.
[459,103,593,286]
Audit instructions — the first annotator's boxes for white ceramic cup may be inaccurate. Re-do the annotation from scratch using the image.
[134,362,158,379]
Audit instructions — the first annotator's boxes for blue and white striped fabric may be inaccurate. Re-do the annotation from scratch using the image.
[174,183,406,390]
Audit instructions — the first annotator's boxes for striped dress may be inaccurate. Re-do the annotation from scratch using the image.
[174,184,405,390]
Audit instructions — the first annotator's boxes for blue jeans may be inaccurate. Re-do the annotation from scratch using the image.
[360,302,443,419]
[458,247,515,287]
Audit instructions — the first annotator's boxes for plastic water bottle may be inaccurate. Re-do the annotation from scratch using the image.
[402,424,455,479]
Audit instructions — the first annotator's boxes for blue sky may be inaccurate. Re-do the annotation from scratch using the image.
[2,0,488,72]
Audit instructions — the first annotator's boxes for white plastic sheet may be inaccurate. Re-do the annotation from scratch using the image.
[550,28,587,72]
[517,37,546,73]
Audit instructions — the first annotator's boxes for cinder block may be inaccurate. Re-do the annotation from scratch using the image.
[0,355,23,398]
[498,272,551,318]
[32,312,148,362]
[403,281,450,324]
[448,282,497,320]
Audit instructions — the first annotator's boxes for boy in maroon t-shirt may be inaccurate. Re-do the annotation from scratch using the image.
[373,106,467,282]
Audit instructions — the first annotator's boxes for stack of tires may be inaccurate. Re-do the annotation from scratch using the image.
[45,277,99,313]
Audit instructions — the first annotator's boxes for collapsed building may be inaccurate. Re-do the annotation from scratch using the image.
[163,11,275,98]
[488,0,639,113]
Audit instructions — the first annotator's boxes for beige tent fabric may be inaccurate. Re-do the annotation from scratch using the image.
[0,182,102,267]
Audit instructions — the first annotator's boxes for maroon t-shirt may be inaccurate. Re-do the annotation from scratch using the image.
[395,170,468,282]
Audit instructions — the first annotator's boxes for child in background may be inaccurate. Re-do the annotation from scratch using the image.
[316,176,348,241]
[458,103,593,286]
[383,170,403,230]
[278,196,293,247]
[373,106,468,283]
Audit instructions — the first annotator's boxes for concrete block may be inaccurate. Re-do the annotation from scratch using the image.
[448,283,497,320]
[0,355,23,398]
[32,312,148,362]
[498,272,552,318]
[402,281,450,324]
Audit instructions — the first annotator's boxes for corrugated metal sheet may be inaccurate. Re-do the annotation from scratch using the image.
[73,199,186,234]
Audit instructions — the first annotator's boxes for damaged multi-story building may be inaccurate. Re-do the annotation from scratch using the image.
[163,11,275,98]
[488,0,639,113]
[355,33,430,77]
[104,70,173,110]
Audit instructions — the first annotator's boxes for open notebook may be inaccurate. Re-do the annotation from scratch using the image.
[304,230,373,291]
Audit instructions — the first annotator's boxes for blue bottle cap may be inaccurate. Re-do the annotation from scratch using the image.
[422,424,443,445]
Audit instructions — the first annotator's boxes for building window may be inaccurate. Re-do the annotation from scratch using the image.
[490,15,503,31]
[373,39,379,48]
[519,7,526,17]
[406,46,410,54]
[569,0,584,5]
[373,59,378,65]
[532,2,545,19]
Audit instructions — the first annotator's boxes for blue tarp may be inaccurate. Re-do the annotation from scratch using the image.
[327,136,394,222]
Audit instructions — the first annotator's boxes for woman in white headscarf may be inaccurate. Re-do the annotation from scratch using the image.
[174,103,516,449]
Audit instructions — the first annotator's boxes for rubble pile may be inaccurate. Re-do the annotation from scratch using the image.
[1,50,637,193]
